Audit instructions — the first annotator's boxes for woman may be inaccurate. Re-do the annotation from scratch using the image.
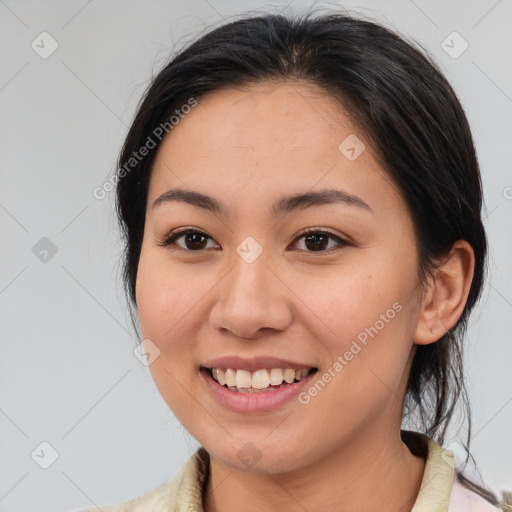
[79,10,509,512]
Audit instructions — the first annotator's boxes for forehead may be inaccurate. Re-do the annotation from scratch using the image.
[177,80,355,151]
[147,80,407,221]
[153,80,363,169]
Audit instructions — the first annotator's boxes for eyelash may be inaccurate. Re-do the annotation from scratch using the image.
[156,226,350,254]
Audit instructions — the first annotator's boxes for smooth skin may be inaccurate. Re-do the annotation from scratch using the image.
[135,80,475,512]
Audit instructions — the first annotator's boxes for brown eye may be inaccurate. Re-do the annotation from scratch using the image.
[291,228,350,253]
[157,227,349,253]
[157,229,217,251]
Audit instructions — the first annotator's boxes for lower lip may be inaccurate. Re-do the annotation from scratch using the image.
[200,368,317,414]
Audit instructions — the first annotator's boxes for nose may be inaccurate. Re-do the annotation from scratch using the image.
[208,249,293,339]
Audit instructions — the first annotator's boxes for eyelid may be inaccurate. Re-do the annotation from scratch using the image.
[156,226,217,248]
[290,226,350,251]
[293,226,346,241]
[157,226,351,252]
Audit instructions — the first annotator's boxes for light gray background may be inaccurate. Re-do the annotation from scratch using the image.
[1,1,511,511]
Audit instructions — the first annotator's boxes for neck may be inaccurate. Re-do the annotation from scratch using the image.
[203,426,426,512]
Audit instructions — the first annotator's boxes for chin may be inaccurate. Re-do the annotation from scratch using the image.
[205,437,311,474]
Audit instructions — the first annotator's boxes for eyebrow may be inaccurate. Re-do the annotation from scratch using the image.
[152,187,373,215]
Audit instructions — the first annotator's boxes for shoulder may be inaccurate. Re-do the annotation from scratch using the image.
[73,447,210,512]
[401,430,508,512]
[448,471,505,512]
[74,479,178,512]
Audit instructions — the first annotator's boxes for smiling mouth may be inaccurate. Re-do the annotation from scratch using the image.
[202,366,318,393]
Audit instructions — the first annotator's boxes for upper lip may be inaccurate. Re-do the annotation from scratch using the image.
[202,356,317,371]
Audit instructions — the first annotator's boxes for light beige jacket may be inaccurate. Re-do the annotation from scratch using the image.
[76,431,509,512]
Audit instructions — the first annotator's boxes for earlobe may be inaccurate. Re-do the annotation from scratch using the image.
[413,240,475,345]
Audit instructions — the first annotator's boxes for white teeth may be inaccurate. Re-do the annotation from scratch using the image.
[283,369,296,384]
[225,368,236,387]
[252,369,270,389]
[269,368,284,385]
[210,367,314,390]
[235,369,252,389]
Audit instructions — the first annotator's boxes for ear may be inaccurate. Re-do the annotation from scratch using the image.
[413,240,475,345]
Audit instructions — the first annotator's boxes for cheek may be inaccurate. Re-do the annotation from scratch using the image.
[294,260,412,346]
[135,248,202,346]
[136,250,204,421]
[292,258,418,412]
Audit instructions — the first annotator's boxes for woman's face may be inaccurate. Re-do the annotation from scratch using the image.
[136,81,424,473]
